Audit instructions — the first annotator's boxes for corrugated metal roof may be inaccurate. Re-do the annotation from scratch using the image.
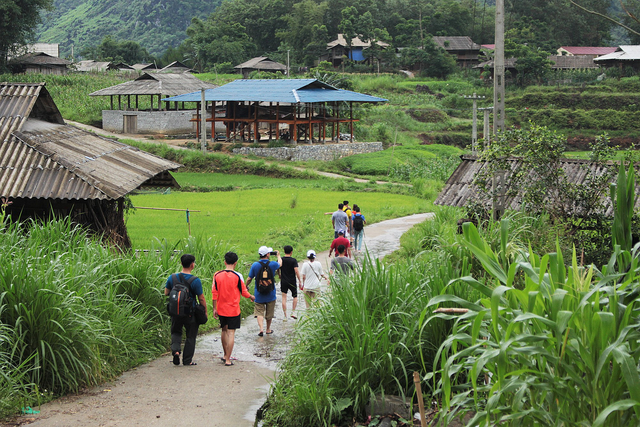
[235,56,286,70]
[594,45,640,62]
[559,46,617,56]
[89,73,216,97]
[1,82,181,201]
[8,52,71,66]
[435,155,635,216]
[75,60,112,72]
[163,79,387,104]
[433,36,480,51]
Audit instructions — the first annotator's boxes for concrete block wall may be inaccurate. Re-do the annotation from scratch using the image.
[232,142,383,161]
[102,110,199,135]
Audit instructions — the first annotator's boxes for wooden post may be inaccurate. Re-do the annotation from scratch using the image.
[212,101,216,142]
[254,101,259,143]
[349,101,353,142]
[201,89,206,154]
[293,104,298,145]
[335,102,340,141]
[276,103,280,139]
[308,104,313,143]
[127,94,131,110]
[413,372,427,427]
[135,94,138,110]
[110,95,114,110]
[118,94,121,110]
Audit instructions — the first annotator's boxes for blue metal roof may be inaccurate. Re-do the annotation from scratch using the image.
[163,79,387,104]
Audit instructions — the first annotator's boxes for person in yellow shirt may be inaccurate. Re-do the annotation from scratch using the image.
[342,200,353,241]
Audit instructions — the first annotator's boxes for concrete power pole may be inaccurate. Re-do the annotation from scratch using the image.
[464,92,485,154]
[493,0,505,134]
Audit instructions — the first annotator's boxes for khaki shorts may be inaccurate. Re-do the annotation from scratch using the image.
[254,300,276,320]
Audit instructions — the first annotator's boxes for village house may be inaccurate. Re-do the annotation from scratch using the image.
[89,72,217,135]
[8,52,71,75]
[0,82,180,248]
[321,34,390,67]
[594,45,640,71]
[433,36,481,67]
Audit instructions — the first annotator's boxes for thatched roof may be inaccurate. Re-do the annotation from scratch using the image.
[89,72,217,97]
[434,155,637,217]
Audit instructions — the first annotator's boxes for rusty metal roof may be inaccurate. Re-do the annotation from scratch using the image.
[1,82,181,201]
[89,72,216,97]
[435,155,636,216]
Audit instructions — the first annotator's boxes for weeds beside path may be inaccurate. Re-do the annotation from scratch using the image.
[10,213,434,427]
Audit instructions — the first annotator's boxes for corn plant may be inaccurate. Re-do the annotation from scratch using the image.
[427,216,640,426]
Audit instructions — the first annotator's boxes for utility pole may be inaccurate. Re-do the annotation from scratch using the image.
[287,50,290,76]
[464,92,485,154]
[493,0,505,134]
[479,107,493,148]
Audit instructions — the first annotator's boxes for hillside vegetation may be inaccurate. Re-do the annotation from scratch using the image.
[38,0,220,57]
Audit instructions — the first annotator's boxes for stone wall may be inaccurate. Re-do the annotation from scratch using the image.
[232,142,383,161]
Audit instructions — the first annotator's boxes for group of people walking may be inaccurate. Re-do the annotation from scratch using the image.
[164,201,366,368]
[330,200,366,253]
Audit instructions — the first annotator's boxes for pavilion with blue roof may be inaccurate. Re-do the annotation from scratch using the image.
[163,79,387,143]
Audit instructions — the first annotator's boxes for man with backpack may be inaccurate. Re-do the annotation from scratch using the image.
[212,251,255,366]
[246,246,282,336]
[164,254,206,366]
[352,205,366,252]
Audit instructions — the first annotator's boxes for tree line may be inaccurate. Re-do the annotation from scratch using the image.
[3,0,640,75]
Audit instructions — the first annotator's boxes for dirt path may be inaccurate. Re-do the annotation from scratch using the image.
[6,213,433,427]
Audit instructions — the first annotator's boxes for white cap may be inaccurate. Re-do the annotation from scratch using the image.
[307,249,316,258]
[258,246,273,256]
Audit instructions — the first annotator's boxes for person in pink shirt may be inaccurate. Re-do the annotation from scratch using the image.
[212,251,255,366]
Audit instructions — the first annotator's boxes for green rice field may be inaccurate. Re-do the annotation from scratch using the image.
[127,187,431,256]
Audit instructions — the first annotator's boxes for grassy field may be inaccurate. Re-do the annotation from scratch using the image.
[127,187,431,257]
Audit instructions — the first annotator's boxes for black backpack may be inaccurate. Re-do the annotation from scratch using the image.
[353,214,364,231]
[255,260,275,294]
[167,273,197,317]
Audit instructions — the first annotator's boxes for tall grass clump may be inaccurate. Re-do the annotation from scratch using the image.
[260,254,473,427]
[0,215,233,415]
[428,163,640,426]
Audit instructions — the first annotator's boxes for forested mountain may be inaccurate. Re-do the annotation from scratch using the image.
[37,0,221,58]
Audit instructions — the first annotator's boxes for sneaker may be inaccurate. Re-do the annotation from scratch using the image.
[283,317,288,322]
[172,351,180,366]
[290,312,297,319]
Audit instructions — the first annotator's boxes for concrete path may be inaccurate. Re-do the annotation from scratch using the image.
[13,213,434,427]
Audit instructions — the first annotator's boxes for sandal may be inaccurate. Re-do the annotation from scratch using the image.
[185,362,197,366]
[224,361,234,366]
[258,331,264,337]
[266,330,274,334]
